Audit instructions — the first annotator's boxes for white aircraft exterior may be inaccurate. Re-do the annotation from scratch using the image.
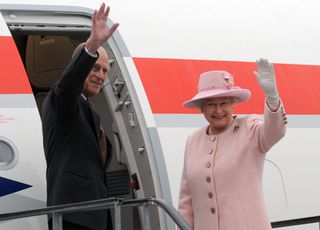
[0,0,320,229]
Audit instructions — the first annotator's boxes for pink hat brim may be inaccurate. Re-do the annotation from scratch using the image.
[183,88,251,108]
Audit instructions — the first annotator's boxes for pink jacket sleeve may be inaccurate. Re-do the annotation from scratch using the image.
[247,99,287,153]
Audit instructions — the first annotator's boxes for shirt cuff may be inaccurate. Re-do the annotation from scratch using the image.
[84,46,98,58]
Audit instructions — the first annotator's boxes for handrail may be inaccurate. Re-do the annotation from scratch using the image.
[271,215,320,228]
[0,197,192,230]
[0,197,121,222]
[122,197,191,230]
[2,197,319,229]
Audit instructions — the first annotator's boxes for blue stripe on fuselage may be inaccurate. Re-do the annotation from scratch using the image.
[0,177,31,197]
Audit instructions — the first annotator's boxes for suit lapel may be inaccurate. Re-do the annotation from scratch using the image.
[80,97,100,142]
[90,107,101,141]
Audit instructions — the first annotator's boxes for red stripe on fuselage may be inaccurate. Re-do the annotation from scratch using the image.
[133,58,320,114]
[0,36,32,94]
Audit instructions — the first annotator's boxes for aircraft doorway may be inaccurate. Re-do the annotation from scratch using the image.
[1,5,169,230]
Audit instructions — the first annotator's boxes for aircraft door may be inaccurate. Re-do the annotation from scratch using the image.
[92,43,168,230]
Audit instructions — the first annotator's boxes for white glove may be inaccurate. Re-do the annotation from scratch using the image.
[253,58,280,110]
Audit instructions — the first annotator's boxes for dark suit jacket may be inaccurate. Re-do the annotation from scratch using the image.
[42,48,113,230]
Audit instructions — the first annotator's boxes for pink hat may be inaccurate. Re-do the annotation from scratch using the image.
[183,70,251,108]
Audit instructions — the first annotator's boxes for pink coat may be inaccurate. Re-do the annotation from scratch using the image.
[178,103,286,230]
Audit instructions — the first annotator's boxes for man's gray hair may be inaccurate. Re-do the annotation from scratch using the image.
[72,42,86,58]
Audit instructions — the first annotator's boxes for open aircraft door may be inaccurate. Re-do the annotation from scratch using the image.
[0,4,173,230]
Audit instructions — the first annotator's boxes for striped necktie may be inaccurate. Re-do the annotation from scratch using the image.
[99,128,107,165]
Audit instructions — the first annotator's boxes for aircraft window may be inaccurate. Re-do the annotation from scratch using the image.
[0,137,18,170]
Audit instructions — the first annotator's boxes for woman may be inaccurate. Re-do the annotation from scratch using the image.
[178,58,287,230]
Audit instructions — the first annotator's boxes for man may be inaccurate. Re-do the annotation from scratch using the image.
[42,3,119,230]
